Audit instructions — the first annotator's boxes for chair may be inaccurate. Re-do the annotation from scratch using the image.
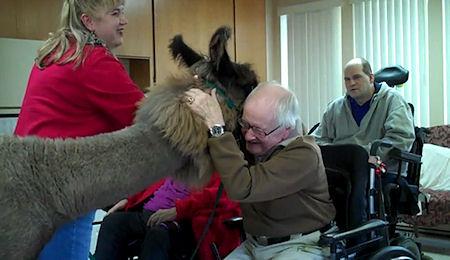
[374,65,409,87]
[374,65,428,237]
[319,143,422,260]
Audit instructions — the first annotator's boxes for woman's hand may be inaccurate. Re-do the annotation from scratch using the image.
[185,88,225,128]
[106,198,128,216]
[146,208,177,227]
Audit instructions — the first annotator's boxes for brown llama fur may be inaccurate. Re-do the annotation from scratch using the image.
[0,26,258,259]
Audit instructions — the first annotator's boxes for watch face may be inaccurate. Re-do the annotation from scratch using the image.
[210,125,224,137]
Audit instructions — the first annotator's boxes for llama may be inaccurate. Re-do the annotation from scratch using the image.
[0,26,258,259]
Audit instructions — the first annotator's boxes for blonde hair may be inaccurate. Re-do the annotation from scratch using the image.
[36,0,123,68]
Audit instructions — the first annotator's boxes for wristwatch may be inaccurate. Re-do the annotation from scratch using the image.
[209,124,225,137]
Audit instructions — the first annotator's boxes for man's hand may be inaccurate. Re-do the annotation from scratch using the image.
[368,155,381,166]
[147,208,177,227]
[368,155,386,174]
[185,88,225,128]
[106,198,128,216]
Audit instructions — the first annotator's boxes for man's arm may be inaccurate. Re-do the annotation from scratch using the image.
[376,96,415,161]
[208,133,321,203]
[311,108,333,145]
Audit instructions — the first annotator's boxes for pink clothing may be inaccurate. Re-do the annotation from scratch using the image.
[143,178,190,212]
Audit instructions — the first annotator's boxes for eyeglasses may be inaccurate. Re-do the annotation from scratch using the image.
[238,118,281,138]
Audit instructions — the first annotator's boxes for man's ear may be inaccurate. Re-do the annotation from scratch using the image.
[81,13,95,32]
[281,127,291,139]
[369,73,375,84]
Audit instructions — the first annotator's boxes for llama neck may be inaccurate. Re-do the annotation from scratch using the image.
[32,125,185,223]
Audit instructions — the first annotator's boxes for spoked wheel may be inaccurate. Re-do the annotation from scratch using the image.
[369,245,418,260]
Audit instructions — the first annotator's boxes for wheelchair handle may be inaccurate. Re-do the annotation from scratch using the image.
[370,140,392,156]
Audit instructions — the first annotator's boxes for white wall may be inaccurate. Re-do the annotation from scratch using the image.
[0,38,44,114]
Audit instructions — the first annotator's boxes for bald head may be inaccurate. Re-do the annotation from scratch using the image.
[246,82,290,107]
[345,57,372,76]
[244,82,301,134]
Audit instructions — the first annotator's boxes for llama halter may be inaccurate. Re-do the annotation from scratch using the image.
[204,80,236,109]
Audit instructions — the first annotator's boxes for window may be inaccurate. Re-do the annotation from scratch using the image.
[279,0,342,130]
[275,0,449,127]
[352,0,429,126]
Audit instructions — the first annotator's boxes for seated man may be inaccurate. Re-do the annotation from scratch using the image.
[312,57,416,227]
[187,82,335,259]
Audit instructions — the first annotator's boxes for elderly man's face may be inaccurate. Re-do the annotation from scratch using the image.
[344,64,374,105]
[241,99,287,157]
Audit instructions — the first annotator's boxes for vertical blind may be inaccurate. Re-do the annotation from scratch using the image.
[444,0,450,124]
[280,4,342,131]
[352,0,429,126]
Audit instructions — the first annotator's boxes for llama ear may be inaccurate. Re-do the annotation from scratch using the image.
[169,35,203,68]
[209,26,234,75]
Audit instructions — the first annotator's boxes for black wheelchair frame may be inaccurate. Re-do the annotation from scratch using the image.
[319,140,422,260]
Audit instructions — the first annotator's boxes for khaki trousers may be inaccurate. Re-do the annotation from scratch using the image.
[224,230,329,260]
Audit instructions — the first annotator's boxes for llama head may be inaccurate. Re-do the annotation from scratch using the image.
[169,26,259,130]
[136,26,258,184]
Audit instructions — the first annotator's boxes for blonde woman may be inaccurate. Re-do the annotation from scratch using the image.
[14,0,144,258]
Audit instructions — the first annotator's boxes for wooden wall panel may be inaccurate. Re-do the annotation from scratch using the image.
[0,0,18,38]
[235,0,267,81]
[116,0,153,58]
[15,0,62,40]
[153,0,234,83]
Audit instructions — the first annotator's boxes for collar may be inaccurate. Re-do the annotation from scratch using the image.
[255,135,300,162]
[347,82,382,106]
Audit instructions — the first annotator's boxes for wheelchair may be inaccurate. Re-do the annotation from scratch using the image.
[319,141,422,260]
[313,65,424,259]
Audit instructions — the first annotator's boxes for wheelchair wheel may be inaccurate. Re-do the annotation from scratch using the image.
[390,236,421,259]
[369,245,418,260]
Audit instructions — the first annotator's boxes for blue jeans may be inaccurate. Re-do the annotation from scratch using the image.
[39,211,95,260]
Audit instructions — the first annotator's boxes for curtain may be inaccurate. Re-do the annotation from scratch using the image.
[444,0,450,124]
[279,2,342,131]
[352,0,429,126]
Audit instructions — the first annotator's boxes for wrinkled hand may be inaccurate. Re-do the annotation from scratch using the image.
[106,198,128,216]
[368,155,382,167]
[147,207,177,227]
[185,88,225,128]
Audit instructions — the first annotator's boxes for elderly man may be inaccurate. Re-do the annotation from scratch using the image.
[312,57,415,229]
[186,82,335,259]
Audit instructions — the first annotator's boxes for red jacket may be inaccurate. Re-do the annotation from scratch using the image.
[126,174,242,260]
[176,173,242,260]
[15,45,144,138]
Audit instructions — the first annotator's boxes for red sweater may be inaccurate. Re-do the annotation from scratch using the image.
[15,45,144,138]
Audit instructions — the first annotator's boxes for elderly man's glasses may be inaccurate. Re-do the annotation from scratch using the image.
[238,118,281,138]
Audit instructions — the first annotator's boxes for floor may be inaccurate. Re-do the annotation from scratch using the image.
[424,252,450,260]
[418,236,450,260]
[88,211,450,259]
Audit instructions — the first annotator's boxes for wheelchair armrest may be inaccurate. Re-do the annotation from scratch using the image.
[370,140,393,156]
[223,216,243,229]
[320,219,388,244]
[388,147,421,164]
